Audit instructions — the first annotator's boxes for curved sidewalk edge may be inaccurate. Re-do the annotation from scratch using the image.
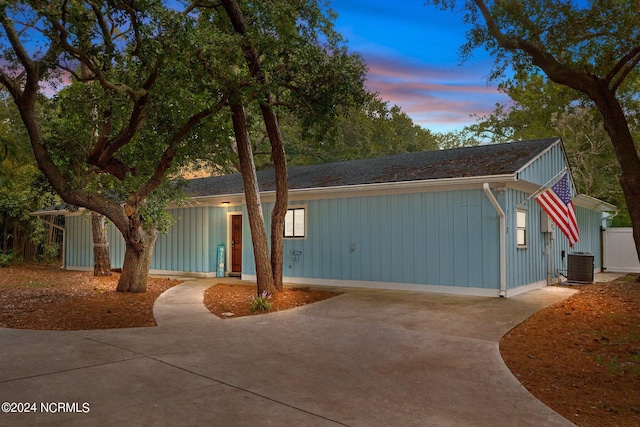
[152,280,218,326]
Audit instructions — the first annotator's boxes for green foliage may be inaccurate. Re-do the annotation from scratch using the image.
[428,0,639,84]
[463,74,636,224]
[0,101,62,260]
[249,290,272,312]
[269,95,441,167]
[0,252,12,267]
[192,0,371,166]
[426,0,639,228]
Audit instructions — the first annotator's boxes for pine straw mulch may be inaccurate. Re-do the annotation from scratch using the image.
[203,283,339,318]
[500,275,640,427]
[0,264,181,330]
[1,264,639,427]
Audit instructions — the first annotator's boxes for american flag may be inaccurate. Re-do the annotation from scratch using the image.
[535,173,580,246]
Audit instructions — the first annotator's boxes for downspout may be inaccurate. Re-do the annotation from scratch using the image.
[483,183,507,297]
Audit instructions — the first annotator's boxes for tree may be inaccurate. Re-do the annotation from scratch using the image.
[0,101,61,263]
[0,1,227,291]
[465,74,632,224]
[279,95,441,164]
[193,0,368,294]
[220,0,289,293]
[464,74,579,143]
[427,0,640,259]
[91,211,111,276]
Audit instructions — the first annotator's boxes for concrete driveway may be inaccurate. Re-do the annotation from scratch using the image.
[0,281,577,426]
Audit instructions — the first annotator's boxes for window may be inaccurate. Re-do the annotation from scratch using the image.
[284,207,305,238]
[516,209,527,247]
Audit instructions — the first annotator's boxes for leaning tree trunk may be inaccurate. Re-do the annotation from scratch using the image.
[592,89,640,266]
[91,211,112,276]
[230,102,276,295]
[221,0,289,292]
[261,104,288,292]
[116,214,158,293]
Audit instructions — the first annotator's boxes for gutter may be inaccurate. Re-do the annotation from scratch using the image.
[188,174,517,207]
[483,183,507,297]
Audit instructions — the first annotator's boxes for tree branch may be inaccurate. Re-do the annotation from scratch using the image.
[132,97,227,203]
[472,0,594,93]
[89,61,159,173]
[0,8,34,72]
[607,45,640,92]
[47,7,146,99]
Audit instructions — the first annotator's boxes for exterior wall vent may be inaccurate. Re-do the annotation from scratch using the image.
[567,253,594,284]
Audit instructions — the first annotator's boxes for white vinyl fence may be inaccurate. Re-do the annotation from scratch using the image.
[603,227,640,273]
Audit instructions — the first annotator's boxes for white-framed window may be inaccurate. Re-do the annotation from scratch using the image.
[284,207,305,238]
[516,209,527,247]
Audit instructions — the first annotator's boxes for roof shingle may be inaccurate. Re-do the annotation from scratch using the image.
[186,138,559,197]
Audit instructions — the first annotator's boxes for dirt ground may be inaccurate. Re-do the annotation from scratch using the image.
[0,264,638,427]
[203,283,339,318]
[500,276,640,427]
[0,264,337,329]
[0,264,182,330]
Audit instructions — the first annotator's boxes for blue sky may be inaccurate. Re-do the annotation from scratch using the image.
[329,0,511,133]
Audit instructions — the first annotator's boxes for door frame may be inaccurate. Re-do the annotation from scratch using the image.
[227,212,243,276]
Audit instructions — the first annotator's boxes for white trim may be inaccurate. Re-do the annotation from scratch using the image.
[191,174,516,206]
[242,274,502,297]
[64,266,549,296]
[516,208,528,248]
[149,269,217,278]
[65,266,93,272]
[514,138,561,175]
[30,207,86,217]
[574,194,617,212]
[505,279,548,298]
[65,265,219,278]
[284,204,308,239]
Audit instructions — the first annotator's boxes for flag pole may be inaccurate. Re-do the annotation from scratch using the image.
[516,167,567,209]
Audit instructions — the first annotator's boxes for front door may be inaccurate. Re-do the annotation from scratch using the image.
[231,215,242,274]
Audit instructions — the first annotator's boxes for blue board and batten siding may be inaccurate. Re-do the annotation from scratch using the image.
[240,190,501,294]
[65,206,228,275]
[62,138,610,297]
[505,141,603,290]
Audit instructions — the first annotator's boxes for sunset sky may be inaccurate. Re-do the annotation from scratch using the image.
[329,0,511,133]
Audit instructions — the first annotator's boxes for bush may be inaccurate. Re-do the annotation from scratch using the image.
[249,290,272,312]
[0,252,13,267]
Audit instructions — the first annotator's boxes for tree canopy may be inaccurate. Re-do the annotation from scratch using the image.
[0,1,232,291]
[466,74,634,225]
[427,0,640,255]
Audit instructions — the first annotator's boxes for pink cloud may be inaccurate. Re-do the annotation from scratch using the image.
[362,54,509,132]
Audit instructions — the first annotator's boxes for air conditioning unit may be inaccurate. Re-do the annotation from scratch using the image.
[567,253,594,284]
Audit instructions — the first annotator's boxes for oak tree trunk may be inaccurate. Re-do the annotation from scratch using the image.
[91,211,112,276]
[591,88,640,263]
[116,215,158,293]
[230,102,276,295]
[261,104,288,292]
[221,0,289,292]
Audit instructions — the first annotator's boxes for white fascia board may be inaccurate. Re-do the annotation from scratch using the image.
[170,193,246,209]
[514,137,562,175]
[189,174,517,206]
[573,194,617,212]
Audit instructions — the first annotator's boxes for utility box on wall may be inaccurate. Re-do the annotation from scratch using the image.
[540,210,554,233]
[567,252,594,284]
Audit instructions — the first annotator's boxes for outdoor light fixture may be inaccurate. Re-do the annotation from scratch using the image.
[222,201,230,207]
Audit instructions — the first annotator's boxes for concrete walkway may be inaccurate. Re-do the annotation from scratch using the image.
[0,280,580,426]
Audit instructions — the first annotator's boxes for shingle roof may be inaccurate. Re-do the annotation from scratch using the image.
[186,138,559,197]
